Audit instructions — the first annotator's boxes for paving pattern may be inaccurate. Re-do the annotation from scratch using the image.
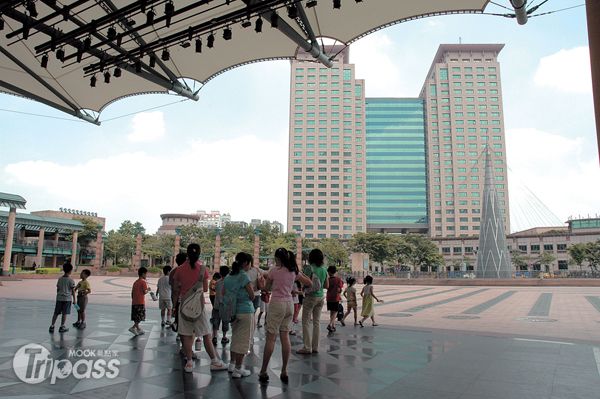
[0,278,599,398]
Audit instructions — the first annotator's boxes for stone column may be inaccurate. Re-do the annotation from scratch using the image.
[214,234,221,271]
[586,0,600,161]
[94,230,103,268]
[2,207,17,275]
[133,233,142,269]
[172,234,181,265]
[52,232,59,268]
[253,233,260,268]
[71,231,78,268]
[295,232,302,270]
[36,228,45,267]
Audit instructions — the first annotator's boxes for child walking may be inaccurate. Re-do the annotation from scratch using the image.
[73,269,92,330]
[49,262,76,333]
[359,275,383,327]
[209,272,221,307]
[130,267,151,335]
[342,277,358,326]
[326,266,344,332]
[157,266,173,327]
[290,280,303,335]
[211,266,230,346]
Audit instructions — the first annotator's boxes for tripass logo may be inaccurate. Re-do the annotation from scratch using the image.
[13,343,120,384]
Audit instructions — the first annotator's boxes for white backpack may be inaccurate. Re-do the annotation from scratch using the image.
[179,266,206,322]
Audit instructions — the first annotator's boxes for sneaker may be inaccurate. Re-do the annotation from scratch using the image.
[210,360,228,371]
[212,337,218,346]
[341,320,345,327]
[58,326,69,333]
[161,321,166,327]
[257,324,263,328]
[49,326,54,333]
[73,321,81,328]
[221,337,230,344]
[228,363,236,373]
[165,320,172,326]
[136,328,145,335]
[184,360,194,373]
[232,368,251,378]
[78,322,86,330]
[129,327,138,335]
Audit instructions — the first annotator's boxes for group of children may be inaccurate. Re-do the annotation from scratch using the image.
[49,259,383,340]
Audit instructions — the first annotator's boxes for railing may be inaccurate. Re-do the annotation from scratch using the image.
[344,269,600,279]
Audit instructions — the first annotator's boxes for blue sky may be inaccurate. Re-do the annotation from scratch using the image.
[1,0,597,233]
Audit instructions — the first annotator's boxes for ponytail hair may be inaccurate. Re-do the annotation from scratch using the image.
[231,261,241,275]
[187,243,201,268]
[274,248,298,274]
[232,252,252,275]
[287,250,299,275]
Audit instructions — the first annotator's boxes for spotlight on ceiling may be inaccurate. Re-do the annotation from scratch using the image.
[149,54,156,67]
[40,54,48,68]
[241,20,251,28]
[288,5,298,19]
[306,0,317,8]
[355,0,363,2]
[207,32,214,48]
[255,16,263,33]
[135,60,142,73]
[26,1,38,18]
[114,67,122,78]
[146,9,155,25]
[56,48,65,62]
[333,0,341,9]
[90,75,97,87]
[83,37,91,51]
[0,17,4,32]
[116,34,122,46]
[104,71,110,84]
[270,12,279,28]
[161,48,170,61]
[180,41,191,48]
[164,1,174,28]
[223,27,232,40]
[195,38,202,53]
[107,26,117,40]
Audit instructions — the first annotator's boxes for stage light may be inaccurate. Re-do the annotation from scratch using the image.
[207,33,214,48]
[149,54,156,67]
[26,1,38,18]
[255,16,263,33]
[195,38,202,53]
[241,20,251,28]
[164,1,174,28]
[135,60,142,72]
[107,26,117,40]
[40,54,48,68]
[0,17,4,31]
[83,37,91,51]
[288,5,298,19]
[56,48,65,62]
[104,71,110,83]
[114,67,122,77]
[306,0,317,8]
[90,75,97,87]
[333,0,341,9]
[180,41,191,48]
[270,12,278,28]
[146,9,155,25]
[223,27,232,40]
[161,48,170,61]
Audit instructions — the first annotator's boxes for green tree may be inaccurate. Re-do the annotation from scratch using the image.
[402,234,444,272]
[142,234,175,266]
[568,243,588,270]
[585,241,600,272]
[319,238,349,268]
[104,230,134,265]
[510,250,529,270]
[349,232,394,268]
[118,220,146,237]
[538,251,556,272]
[72,217,102,264]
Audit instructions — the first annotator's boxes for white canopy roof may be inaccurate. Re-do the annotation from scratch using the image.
[0,0,490,123]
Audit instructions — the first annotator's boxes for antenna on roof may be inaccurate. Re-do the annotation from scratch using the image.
[459,36,462,44]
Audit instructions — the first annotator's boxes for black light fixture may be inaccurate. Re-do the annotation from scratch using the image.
[149,54,156,67]
[116,34,122,46]
[135,60,142,73]
[114,67,122,78]
[333,0,341,9]
[164,1,174,28]
[207,32,214,48]
[0,17,4,32]
[287,5,298,19]
[241,20,251,28]
[107,26,117,40]
[40,54,48,68]
[56,47,65,62]
[140,0,147,13]
[306,0,317,7]
[161,48,170,61]
[76,45,83,62]
[83,36,91,51]
[223,27,232,40]
[90,75,97,87]
[255,16,263,33]
[180,41,190,48]
[104,71,110,83]
[270,12,278,28]
[195,38,202,53]
[355,0,362,2]
[26,1,38,18]
[146,9,155,25]
[22,21,30,40]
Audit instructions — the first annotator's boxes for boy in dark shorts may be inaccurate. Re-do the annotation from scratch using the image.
[49,262,76,333]
[326,266,343,332]
[73,269,92,329]
[130,267,150,335]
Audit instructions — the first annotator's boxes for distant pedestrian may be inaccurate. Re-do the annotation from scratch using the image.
[170,253,188,334]
[129,267,151,335]
[359,275,383,327]
[296,249,329,355]
[258,249,311,384]
[211,266,230,346]
[290,280,303,335]
[73,269,92,330]
[157,266,173,327]
[326,266,343,332]
[49,262,76,333]
[209,272,220,307]
[342,277,358,326]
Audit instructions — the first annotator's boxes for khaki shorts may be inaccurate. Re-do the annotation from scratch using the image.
[265,301,293,335]
[231,313,254,354]
[178,307,211,337]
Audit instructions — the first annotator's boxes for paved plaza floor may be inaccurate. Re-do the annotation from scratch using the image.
[0,277,599,398]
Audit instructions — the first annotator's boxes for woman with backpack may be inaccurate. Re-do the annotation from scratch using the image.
[222,252,255,378]
[296,248,329,355]
[258,248,311,384]
[171,243,228,373]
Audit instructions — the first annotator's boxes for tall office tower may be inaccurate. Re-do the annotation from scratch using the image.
[287,46,367,239]
[365,98,428,234]
[420,44,510,238]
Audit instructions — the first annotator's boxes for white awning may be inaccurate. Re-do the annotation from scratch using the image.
[0,0,490,123]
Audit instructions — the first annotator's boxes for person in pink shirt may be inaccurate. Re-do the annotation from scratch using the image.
[258,248,311,384]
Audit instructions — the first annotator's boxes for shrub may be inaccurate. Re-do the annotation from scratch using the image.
[107,266,121,272]
[116,264,130,269]
[147,267,161,274]
[35,268,62,274]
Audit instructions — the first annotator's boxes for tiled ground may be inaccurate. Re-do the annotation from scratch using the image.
[0,278,599,398]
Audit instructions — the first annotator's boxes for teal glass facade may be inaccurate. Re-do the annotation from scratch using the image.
[366,98,428,232]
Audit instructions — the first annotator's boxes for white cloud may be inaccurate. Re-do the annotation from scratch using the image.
[534,46,592,93]
[506,127,600,232]
[4,135,288,233]
[127,111,166,142]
